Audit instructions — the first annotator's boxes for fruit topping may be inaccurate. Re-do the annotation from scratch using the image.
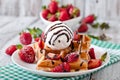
[89,48,96,59]
[88,59,102,69]
[64,52,79,63]
[38,38,44,50]
[46,53,61,60]
[51,62,70,72]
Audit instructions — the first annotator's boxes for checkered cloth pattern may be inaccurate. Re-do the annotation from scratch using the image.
[1,39,120,80]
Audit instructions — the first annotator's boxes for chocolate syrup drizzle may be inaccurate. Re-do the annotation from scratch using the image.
[45,22,73,46]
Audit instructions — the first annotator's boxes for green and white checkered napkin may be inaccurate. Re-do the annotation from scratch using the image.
[1,39,120,80]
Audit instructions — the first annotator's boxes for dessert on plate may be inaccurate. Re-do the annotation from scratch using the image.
[33,21,91,72]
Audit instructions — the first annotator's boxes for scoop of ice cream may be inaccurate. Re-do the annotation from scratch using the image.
[44,21,73,50]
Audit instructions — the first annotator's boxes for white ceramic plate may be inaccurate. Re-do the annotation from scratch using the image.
[11,45,110,77]
[40,12,82,30]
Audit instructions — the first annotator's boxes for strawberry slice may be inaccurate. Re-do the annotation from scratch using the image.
[51,62,70,72]
[46,53,61,60]
[89,48,96,59]
[38,38,44,50]
[19,46,35,63]
[88,59,102,69]
[64,52,79,63]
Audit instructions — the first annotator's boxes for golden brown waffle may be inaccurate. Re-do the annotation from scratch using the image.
[35,34,91,72]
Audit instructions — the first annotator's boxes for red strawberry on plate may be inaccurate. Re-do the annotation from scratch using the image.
[20,32,32,45]
[73,31,79,41]
[89,48,96,59]
[64,52,79,63]
[51,62,70,72]
[19,46,35,63]
[42,9,50,20]
[78,22,88,33]
[59,10,70,21]
[82,14,96,24]
[48,0,58,14]
[88,59,102,69]
[5,45,17,56]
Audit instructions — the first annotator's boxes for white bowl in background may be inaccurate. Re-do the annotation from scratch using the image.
[40,12,82,30]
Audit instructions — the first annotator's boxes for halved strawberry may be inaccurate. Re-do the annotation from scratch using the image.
[19,46,35,63]
[51,62,70,72]
[88,59,102,69]
[64,52,79,63]
[73,30,79,41]
[89,48,96,59]
[38,38,44,50]
[46,53,61,60]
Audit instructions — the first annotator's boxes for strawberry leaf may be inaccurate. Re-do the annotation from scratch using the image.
[100,22,110,30]
[91,22,99,29]
[88,34,99,40]
[100,52,107,62]
[16,44,23,49]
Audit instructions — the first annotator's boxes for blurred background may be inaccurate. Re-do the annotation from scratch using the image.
[0,0,120,21]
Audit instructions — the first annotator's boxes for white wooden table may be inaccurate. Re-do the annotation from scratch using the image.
[0,16,120,80]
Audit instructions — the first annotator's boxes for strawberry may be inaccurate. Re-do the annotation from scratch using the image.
[89,48,96,59]
[69,7,80,18]
[78,22,88,33]
[42,9,50,20]
[88,59,102,69]
[5,45,17,56]
[51,62,70,72]
[59,10,70,21]
[19,46,35,63]
[38,38,44,50]
[64,52,79,63]
[82,14,96,24]
[48,15,57,22]
[34,37,40,42]
[48,0,58,14]
[73,30,79,41]
[46,53,61,60]
[58,7,67,12]
[66,4,73,12]
[20,32,32,45]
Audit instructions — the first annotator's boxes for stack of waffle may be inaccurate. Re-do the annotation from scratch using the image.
[33,34,91,72]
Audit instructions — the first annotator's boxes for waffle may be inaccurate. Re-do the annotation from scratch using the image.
[35,34,91,72]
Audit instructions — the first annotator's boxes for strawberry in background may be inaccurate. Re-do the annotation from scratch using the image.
[77,22,88,33]
[48,0,58,14]
[82,14,96,24]
[41,6,50,20]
